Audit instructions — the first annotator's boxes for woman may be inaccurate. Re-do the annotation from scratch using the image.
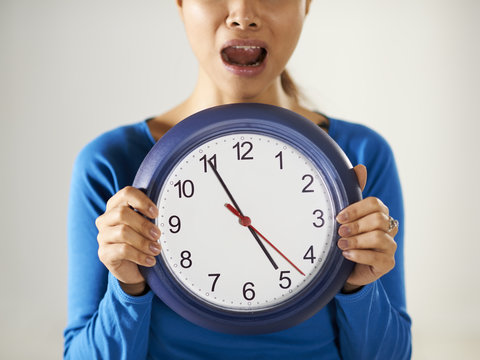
[64,1,411,359]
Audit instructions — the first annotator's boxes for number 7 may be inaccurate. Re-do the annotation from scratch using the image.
[208,273,221,292]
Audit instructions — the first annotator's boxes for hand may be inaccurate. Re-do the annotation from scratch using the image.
[95,186,161,295]
[336,165,398,293]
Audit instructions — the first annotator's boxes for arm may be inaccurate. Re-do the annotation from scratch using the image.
[335,140,411,359]
[63,145,156,359]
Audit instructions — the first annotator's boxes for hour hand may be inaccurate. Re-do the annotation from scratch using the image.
[225,204,304,276]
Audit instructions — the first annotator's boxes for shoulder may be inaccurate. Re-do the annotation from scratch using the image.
[328,118,394,169]
[329,118,392,155]
[328,118,402,206]
[77,121,152,163]
[328,118,400,198]
[72,121,154,192]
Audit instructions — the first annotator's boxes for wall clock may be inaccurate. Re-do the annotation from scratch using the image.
[133,103,362,334]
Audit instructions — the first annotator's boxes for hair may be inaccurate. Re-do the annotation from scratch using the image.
[280,70,300,103]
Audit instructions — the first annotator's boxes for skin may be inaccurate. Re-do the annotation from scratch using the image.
[95,0,398,296]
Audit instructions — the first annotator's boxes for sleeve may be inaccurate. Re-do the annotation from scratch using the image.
[63,143,154,360]
[334,134,412,360]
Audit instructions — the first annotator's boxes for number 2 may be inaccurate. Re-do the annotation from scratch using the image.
[302,175,314,193]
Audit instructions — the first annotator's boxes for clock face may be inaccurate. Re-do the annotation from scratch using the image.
[155,133,336,312]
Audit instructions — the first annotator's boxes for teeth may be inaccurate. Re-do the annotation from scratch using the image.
[239,61,261,67]
[231,45,261,50]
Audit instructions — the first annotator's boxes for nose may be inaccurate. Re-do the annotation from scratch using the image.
[226,1,261,30]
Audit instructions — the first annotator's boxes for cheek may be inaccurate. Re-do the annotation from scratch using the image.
[182,5,222,60]
[273,21,304,63]
[266,4,306,57]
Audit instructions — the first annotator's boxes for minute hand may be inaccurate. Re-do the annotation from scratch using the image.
[208,160,279,270]
[225,204,305,276]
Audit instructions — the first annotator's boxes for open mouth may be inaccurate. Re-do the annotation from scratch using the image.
[221,45,268,67]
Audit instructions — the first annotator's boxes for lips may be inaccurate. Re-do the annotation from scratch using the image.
[221,40,268,76]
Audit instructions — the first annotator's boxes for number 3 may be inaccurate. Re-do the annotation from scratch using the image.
[312,209,325,228]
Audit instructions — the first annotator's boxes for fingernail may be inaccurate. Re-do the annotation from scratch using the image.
[339,225,351,237]
[343,250,352,259]
[150,243,161,254]
[146,256,155,265]
[149,206,158,218]
[336,211,348,222]
[150,227,160,240]
[338,239,349,250]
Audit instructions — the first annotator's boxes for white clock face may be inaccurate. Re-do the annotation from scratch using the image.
[156,133,336,312]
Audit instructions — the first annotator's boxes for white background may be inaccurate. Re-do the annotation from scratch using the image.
[1,0,479,359]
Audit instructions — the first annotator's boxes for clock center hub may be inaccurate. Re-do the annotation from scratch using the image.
[239,216,251,227]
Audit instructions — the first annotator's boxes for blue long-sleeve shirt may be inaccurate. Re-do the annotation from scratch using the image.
[64,117,411,359]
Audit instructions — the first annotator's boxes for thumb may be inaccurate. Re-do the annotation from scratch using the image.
[353,164,367,191]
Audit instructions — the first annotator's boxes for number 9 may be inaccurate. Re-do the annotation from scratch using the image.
[169,215,181,233]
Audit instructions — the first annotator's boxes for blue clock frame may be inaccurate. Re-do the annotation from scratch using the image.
[133,103,362,334]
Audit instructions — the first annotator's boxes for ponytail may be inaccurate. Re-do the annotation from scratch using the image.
[280,70,300,103]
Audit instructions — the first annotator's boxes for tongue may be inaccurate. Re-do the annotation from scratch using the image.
[223,47,263,66]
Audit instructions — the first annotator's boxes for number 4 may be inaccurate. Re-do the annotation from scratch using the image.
[303,246,316,264]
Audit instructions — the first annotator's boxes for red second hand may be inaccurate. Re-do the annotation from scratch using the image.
[225,204,305,276]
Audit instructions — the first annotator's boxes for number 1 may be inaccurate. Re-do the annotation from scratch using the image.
[275,151,283,170]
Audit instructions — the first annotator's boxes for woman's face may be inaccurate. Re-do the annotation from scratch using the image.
[177,0,311,101]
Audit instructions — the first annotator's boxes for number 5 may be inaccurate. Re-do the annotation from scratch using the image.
[279,271,291,289]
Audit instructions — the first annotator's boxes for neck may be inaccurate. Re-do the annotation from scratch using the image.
[179,68,298,118]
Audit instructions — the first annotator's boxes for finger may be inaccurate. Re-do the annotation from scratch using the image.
[338,230,397,254]
[353,164,367,191]
[336,197,389,224]
[342,249,395,273]
[106,186,158,218]
[338,212,390,237]
[97,224,162,257]
[98,242,157,268]
[97,205,161,241]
